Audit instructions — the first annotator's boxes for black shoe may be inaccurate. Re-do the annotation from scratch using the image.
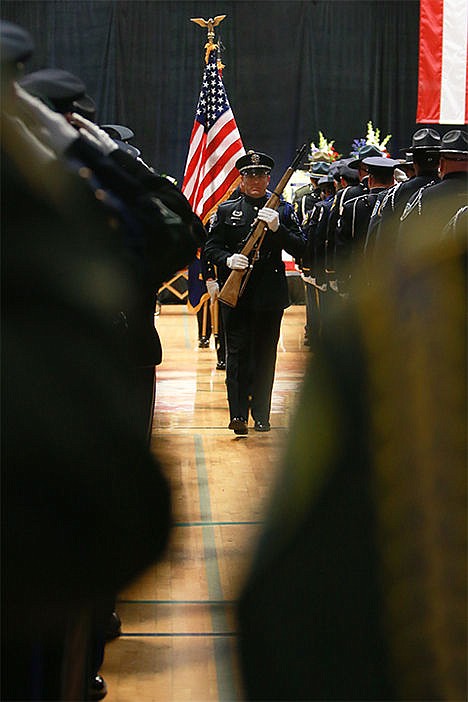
[105,611,121,641]
[198,337,210,348]
[216,360,226,370]
[228,417,248,435]
[88,674,107,701]
[254,420,271,432]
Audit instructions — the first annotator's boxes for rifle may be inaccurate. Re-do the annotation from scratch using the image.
[218,143,307,308]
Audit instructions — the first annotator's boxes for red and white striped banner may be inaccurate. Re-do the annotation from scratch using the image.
[417,0,468,124]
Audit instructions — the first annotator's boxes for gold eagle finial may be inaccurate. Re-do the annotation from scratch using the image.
[190,15,226,62]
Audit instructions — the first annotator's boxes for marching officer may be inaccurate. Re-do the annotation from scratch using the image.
[204,151,306,434]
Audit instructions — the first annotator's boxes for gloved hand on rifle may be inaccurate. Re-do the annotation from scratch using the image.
[226,253,249,270]
[258,206,280,232]
[206,278,219,303]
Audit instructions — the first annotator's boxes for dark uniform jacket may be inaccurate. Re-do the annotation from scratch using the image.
[326,180,367,273]
[335,187,387,290]
[204,194,305,311]
[398,171,468,255]
[292,183,321,224]
[305,194,334,284]
[374,174,440,256]
[65,137,205,367]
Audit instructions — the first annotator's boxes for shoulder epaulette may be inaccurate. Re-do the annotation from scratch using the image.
[379,182,401,215]
[400,181,435,221]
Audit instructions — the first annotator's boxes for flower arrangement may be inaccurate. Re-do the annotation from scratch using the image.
[350,121,392,157]
[308,131,341,163]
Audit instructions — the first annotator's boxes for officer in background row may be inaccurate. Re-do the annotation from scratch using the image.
[301,174,336,350]
[373,128,441,260]
[204,151,306,435]
[334,155,400,292]
[292,160,329,224]
[398,129,467,256]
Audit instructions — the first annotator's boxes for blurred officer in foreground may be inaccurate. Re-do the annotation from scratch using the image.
[237,144,466,700]
[204,151,306,434]
[1,20,173,701]
[18,66,206,444]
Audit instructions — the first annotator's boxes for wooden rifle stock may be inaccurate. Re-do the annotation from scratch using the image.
[218,143,307,308]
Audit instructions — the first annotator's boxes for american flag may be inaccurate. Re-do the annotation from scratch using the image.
[417,0,468,124]
[182,46,245,224]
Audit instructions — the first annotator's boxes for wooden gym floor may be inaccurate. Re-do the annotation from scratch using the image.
[101,303,309,701]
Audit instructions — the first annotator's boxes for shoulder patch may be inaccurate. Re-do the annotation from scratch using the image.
[208,212,218,229]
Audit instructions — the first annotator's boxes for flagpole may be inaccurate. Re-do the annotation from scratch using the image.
[190,15,226,63]
[183,14,246,317]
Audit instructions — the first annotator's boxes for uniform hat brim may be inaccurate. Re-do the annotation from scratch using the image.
[72,94,96,118]
[401,127,441,153]
[348,144,384,168]
[19,68,87,113]
[362,157,400,174]
[114,139,141,158]
[236,151,274,173]
[100,124,135,141]
[440,130,468,156]
[309,161,330,178]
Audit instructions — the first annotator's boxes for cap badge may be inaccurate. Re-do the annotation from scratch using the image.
[251,153,260,165]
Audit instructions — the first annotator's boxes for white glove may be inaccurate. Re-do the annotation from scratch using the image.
[329,280,339,293]
[14,83,79,155]
[258,206,280,232]
[302,275,315,285]
[226,253,249,270]
[206,279,219,303]
[70,113,118,155]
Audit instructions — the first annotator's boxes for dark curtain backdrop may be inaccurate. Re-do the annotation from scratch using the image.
[3,0,439,183]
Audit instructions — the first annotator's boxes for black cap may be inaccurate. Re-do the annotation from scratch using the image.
[348,144,384,168]
[440,129,468,157]
[114,140,141,158]
[236,151,274,174]
[398,154,415,170]
[361,156,400,174]
[100,124,135,142]
[0,20,34,68]
[309,161,330,178]
[318,174,335,187]
[402,128,441,153]
[340,165,360,183]
[329,158,353,178]
[72,94,96,120]
[19,68,93,114]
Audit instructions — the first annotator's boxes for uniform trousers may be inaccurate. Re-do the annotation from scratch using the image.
[304,280,321,347]
[221,304,283,423]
